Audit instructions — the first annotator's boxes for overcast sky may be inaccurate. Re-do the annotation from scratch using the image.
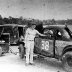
[0,0,72,20]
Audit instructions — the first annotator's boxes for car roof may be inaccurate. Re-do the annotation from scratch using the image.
[43,24,66,29]
[0,24,27,27]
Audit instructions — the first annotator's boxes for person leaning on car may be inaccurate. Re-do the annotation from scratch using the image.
[24,23,46,65]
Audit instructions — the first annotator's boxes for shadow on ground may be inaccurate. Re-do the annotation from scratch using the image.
[34,57,64,71]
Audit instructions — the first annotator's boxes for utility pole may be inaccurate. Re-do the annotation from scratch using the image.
[43,0,45,20]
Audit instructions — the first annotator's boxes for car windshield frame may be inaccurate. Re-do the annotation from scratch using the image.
[64,27,72,38]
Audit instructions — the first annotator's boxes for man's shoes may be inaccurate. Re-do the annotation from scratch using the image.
[25,62,35,66]
[25,63,29,66]
[29,63,35,65]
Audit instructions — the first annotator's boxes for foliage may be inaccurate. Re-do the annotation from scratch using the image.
[0,15,72,25]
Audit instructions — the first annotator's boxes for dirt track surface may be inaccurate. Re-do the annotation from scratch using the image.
[0,46,65,72]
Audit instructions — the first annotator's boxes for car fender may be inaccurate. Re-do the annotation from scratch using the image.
[62,45,72,56]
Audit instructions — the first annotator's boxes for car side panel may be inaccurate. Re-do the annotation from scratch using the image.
[34,37,54,56]
[55,40,72,56]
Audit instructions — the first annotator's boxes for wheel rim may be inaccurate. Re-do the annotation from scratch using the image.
[67,56,72,67]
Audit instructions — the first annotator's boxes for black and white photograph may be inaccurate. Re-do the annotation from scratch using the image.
[0,0,72,72]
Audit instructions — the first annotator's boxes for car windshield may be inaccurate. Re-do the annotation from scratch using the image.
[64,27,72,38]
[67,25,72,32]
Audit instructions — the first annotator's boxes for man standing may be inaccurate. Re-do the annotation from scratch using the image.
[24,23,45,65]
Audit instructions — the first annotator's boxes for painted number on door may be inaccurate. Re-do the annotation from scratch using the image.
[41,41,49,51]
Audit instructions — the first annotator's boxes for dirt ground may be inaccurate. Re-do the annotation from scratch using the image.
[0,46,65,72]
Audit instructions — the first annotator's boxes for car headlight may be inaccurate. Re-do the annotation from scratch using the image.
[2,40,5,43]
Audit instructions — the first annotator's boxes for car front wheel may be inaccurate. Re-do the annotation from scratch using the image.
[62,52,72,72]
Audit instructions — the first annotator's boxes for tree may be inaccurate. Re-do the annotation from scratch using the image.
[0,15,3,25]
[51,19,56,25]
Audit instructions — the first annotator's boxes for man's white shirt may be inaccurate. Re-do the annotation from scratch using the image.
[25,28,39,41]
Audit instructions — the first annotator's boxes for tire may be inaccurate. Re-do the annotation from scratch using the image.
[19,44,24,59]
[62,52,72,72]
[0,46,2,56]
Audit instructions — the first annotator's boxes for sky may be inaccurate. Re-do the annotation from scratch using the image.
[0,0,72,20]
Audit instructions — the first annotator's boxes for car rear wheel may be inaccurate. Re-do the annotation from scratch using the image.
[19,44,24,59]
[62,52,72,72]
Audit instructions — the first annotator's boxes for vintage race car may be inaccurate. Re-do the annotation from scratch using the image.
[19,24,72,72]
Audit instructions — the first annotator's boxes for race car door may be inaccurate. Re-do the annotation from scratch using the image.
[36,28,54,57]
[55,28,71,56]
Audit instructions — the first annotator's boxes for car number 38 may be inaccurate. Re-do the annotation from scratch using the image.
[41,41,49,51]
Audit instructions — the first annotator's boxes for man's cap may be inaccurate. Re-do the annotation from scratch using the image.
[31,22,36,25]
[28,22,36,27]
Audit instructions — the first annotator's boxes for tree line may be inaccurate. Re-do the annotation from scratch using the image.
[0,15,72,25]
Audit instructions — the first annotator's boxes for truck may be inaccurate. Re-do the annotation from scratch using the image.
[0,24,27,56]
